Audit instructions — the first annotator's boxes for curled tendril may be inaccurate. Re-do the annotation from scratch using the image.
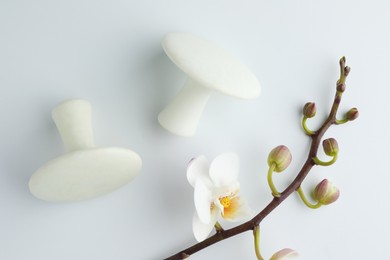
[296,186,322,209]
[302,117,316,135]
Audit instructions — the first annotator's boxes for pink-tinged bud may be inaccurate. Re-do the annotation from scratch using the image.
[323,138,339,156]
[337,82,346,92]
[303,102,316,118]
[312,179,340,205]
[270,248,299,260]
[344,66,351,76]
[268,145,292,172]
[346,108,359,121]
[339,56,346,66]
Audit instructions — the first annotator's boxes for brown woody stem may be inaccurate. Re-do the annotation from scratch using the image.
[164,57,353,260]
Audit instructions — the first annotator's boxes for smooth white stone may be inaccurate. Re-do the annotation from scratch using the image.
[52,99,94,152]
[159,33,261,137]
[29,148,141,202]
[29,99,142,202]
[158,79,211,136]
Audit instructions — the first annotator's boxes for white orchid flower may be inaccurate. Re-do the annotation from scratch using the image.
[187,152,253,242]
[270,248,299,260]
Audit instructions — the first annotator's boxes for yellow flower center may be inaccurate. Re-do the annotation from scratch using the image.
[219,196,231,208]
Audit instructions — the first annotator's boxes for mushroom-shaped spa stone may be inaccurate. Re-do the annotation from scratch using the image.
[29,99,142,202]
[158,33,261,137]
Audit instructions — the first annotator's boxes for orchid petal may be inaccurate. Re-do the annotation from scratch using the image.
[187,155,211,187]
[222,196,254,221]
[194,180,212,224]
[210,153,239,187]
[270,248,299,260]
[213,181,240,198]
[192,207,219,242]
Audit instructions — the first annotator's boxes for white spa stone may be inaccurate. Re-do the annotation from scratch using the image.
[158,33,261,137]
[29,99,142,202]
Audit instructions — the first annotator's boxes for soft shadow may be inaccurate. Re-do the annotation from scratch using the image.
[135,47,186,130]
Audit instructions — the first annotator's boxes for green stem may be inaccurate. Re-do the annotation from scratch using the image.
[253,225,264,260]
[267,164,280,197]
[296,187,322,209]
[312,154,338,166]
[214,222,224,233]
[335,118,348,125]
[302,117,316,135]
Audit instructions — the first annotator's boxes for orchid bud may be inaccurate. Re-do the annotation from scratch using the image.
[268,145,292,172]
[346,108,359,121]
[337,82,346,93]
[323,138,339,156]
[344,66,351,76]
[312,179,340,205]
[270,248,299,260]
[303,102,316,118]
[339,56,346,66]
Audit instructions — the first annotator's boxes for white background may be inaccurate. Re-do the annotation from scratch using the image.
[0,1,388,259]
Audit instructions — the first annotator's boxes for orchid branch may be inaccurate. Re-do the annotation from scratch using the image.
[164,57,358,260]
